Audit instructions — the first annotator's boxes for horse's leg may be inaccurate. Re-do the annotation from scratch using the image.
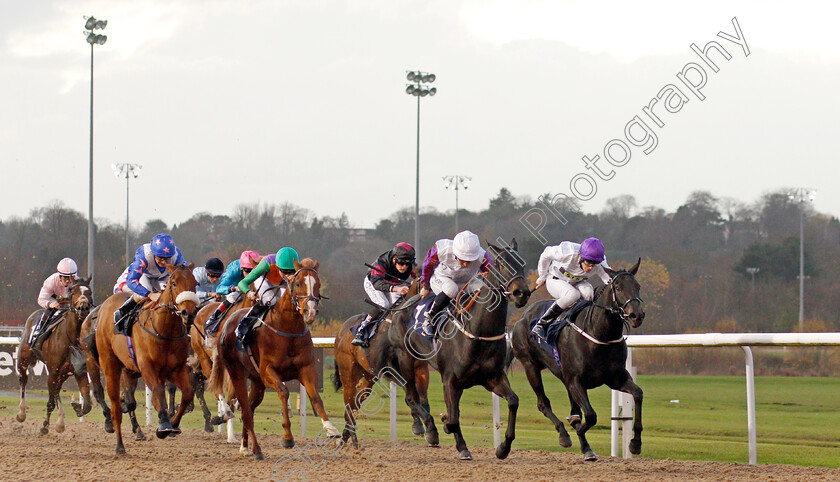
[414,362,439,447]
[166,381,177,418]
[484,374,519,460]
[103,361,127,454]
[86,353,113,432]
[264,366,296,451]
[194,372,215,432]
[441,379,471,461]
[41,373,61,435]
[297,364,340,438]
[15,350,31,423]
[140,368,177,440]
[609,371,644,455]
[54,390,66,434]
[229,362,261,459]
[566,380,598,461]
[522,360,572,447]
[73,371,93,417]
[122,378,146,441]
[337,359,363,449]
[168,365,195,431]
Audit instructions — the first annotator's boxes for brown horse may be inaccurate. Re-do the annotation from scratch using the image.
[16,278,93,434]
[189,296,255,429]
[80,305,148,439]
[95,264,199,454]
[332,280,439,449]
[208,258,337,460]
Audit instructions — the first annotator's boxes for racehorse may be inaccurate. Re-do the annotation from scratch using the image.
[94,264,200,454]
[16,278,93,435]
[511,258,645,461]
[392,239,530,460]
[208,257,338,460]
[332,280,437,449]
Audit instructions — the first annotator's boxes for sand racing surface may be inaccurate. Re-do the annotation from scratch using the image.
[2,418,838,481]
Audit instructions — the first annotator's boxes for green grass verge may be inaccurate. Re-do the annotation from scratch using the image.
[3,373,838,467]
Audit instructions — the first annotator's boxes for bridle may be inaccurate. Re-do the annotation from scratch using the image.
[573,271,644,345]
[288,266,325,314]
[142,265,196,340]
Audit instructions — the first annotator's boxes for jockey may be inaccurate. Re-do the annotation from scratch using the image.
[193,257,225,303]
[112,233,187,334]
[28,258,80,348]
[233,247,300,346]
[352,242,415,347]
[531,237,612,340]
[419,230,491,337]
[203,250,260,337]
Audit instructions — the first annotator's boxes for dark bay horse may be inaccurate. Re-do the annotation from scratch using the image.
[388,239,530,460]
[94,264,200,454]
[16,278,93,434]
[511,259,645,461]
[208,258,337,460]
[333,280,437,449]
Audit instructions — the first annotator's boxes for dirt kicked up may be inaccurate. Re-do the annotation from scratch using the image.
[2,418,838,481]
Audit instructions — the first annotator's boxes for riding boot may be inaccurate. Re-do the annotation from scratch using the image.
[352,314,374,346]
[114,297,139,335]
[204,298,233,336]
[28,308,55,348]
[235,304,267,350]
[531,302,565,340]
[421,293,451,338]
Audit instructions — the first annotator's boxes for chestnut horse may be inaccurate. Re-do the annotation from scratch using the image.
[208,258,338,460]
[95,264,200,454]
[332,280,439,449]
[16,278,93,434]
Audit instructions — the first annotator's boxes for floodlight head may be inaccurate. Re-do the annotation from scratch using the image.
[429,87,437,96]
[94,19,107,29]
[96,35,107,45]
[420,89,428,97]
[462,178,471,189]
[85,17,97,30]
[86,33,97,44]
[406,85,415,95]
[407,71,416,82]
[427,73,436,82]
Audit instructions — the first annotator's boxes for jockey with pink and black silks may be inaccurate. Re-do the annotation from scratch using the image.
[419,230,492,337]
[112,233,188,333]
[531,237,612,340]
[28,258,81,347]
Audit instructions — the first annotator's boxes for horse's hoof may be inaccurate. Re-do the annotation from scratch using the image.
[239,444,249,455]
[15,413,26,423]
[254,452,265,461]
[427,443,441,448]
[495,443,511,460]
[567,415,581,425]
[39,427,49,436]
[135,431,147,441]
[412,420,425,436]
[71,402,84,417]
[583,450,598,462]
[55,423,65,434]
[425,430,439,446]
[82,404,93,416]
[458,449,473,461]
[559,432,573,448]
[116,446,126,455]
[155,424,180,439]
[282,438,295,449]
[630,438,642,455]
[204,421,214,433]
[104,421,115,434]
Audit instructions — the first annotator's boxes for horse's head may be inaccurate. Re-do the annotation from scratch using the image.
[68,276,93,321]
[486,238,531,308]
[604,258,645,328]
[163,263,200,324]
[290,258,322,324]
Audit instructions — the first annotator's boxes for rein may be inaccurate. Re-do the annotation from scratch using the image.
[135,265,195,342]
[257,265,322,338]
[572,271,643,345]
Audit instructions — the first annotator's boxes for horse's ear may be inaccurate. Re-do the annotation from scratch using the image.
[313,260,319,271]
[485,240,500,253]
[510,238,518,251]
[85,275,92,284]
[293,258,302,271]
[187,262,195,270]
[165,264,177,273]
[629,257,641,275]
[604,267,617,278]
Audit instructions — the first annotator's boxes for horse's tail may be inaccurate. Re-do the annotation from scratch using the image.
[207,347,226,396]
[331,357,342,392]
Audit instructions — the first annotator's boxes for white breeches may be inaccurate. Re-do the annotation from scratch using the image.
[545,277,594,309]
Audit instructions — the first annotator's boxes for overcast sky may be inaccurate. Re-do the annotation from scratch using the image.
[2,1,838,230]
